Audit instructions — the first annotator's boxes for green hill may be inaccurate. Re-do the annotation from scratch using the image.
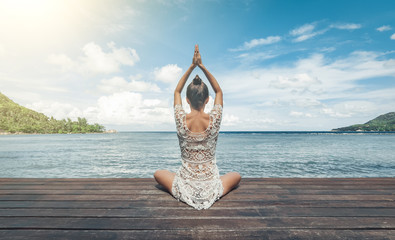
[332,112,395,132]
[0,92,105,134]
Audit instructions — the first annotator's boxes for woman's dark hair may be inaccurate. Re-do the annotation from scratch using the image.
[187,75,209,110]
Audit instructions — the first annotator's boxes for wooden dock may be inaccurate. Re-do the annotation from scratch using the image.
[0,178,394,239]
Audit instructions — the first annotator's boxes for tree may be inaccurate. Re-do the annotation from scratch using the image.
[0,92,105,134]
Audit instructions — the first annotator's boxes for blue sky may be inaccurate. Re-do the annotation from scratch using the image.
[0,0,394,131]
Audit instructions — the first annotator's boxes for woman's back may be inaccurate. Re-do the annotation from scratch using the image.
[186,112,210,133]
[174,104,222,162]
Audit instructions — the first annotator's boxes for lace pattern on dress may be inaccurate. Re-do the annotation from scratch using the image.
[172,104,224,210]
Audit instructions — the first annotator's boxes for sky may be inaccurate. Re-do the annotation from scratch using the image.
[0,0,394,131]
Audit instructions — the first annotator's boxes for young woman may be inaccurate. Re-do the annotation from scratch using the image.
[154,45,241,210]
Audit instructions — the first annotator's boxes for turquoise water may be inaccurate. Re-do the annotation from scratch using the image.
[0,132,394,178]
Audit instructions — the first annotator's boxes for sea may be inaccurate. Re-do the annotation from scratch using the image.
[0,132,394,178]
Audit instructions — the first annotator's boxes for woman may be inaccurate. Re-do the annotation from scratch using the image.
[154,45,241,210]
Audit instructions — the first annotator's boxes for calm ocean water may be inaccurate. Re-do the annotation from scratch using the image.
[0,132,394,178]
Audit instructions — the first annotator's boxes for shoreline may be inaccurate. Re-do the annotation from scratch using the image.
[0,129,117,135]
[2,130,395,135]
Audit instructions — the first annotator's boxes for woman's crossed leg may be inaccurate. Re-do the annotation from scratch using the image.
[154,170,241,196]
[220,172,241,196]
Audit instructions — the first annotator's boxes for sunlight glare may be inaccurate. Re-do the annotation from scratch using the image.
[1,0,56,17]
[0,0,93,54]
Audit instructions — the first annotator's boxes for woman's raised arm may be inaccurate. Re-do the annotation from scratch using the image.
[174,63,195,106]
[174,45,200,106]
[195,45,223,106]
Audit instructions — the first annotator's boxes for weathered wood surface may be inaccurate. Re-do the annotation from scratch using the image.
[0,178,394,239]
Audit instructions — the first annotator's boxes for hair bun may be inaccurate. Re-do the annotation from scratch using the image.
[193,75,202,85]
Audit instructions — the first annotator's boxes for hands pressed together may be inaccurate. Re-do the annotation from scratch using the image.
[192,44,203,68]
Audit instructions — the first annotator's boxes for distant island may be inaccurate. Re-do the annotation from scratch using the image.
[332,112,395,132]
[0,92,105,134]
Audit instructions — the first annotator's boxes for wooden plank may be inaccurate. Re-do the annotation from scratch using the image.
[1,207,395,218]
[1,178,394,184]
[1,193,393,201]
[241,184,395,189]
[2,199,395,208]
[0,183,390,189]
[0,189,164,195]
[0,178,156,182]
[0,177,393,181]
[244,177,395,182]
[0,217,394,230]
[1,189,394,195]
[2,184,394,191]
[1,184,393,191]
[0,229,394,240]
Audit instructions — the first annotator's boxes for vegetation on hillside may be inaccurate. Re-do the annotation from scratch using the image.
[332,112,395,131]
[0,92,105,134]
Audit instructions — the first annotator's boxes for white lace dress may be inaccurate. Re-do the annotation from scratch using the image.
[171,104,224,210]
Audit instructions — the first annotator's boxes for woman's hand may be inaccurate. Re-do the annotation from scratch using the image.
[192,45,197,66]
[193,44,203,67]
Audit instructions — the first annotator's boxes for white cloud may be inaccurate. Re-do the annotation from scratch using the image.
[156,0,187,6]
[236,52,279,62]
[391,33,395,40]
[289,22,360,43]
[376,25,391,32]
[293,32,318,42]
[292,98,322,108]
[181,98,191,113]
[97,75,160,94]
[47,54,74,72]
[290,23,327,42]
[330,23,361,30]
[321,108,349,118]
[85,92,172,125]
[244,36,281,48]
[320,47,336,53]
[245,117,276,125]
[0,42,5,56]
[270,73,321,91]
[232,36,281,51]
[181,96,214,114]
[103,24,127,34]
[289,111,313,118]
[27,101,83,120]
[258,98,322,108]
[204,96,214,113]
[289,111,304,117]
[321,101,376,118]
[296,29,328,42]
[222,114,240,126]
[290,24,315,36]
[49,42,139,74]
[154,64,182,83]
[26,91,174,128]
